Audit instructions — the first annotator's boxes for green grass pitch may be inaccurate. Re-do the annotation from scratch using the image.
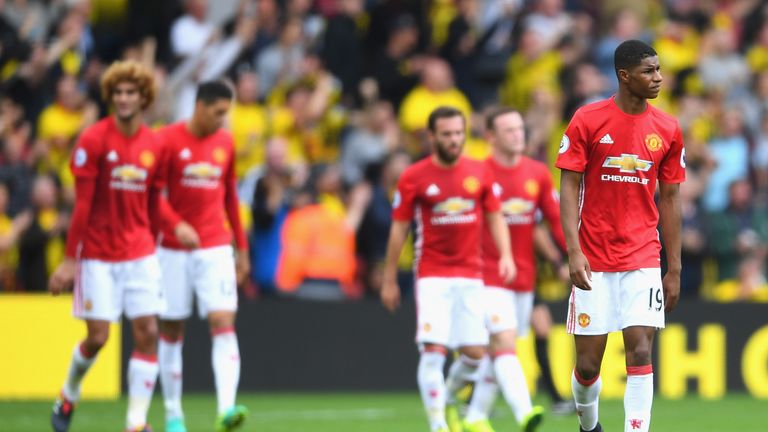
[1,393,764,431]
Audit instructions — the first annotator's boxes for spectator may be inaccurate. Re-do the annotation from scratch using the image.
[256,16,306,99]
[321,0,365,105]
[702,108,750,212]
[706,180,768,299]
[250,137,303,295]
[34,75,96,179]
[170,0,215,59]
[523,0,572,51]
[0,98,34,214]
[593,9,648,93]
[753,111,768,197]
[0,182,31,291]
[275,163,361,300]
[398,57,471,155]
[678,175,707,298]
[17,175,65,291]
[371,14,423,109]
[356,150,413,295]
[440,0,481,106]
[230,69,268,179]
[340,100,399,186]
[698,26,751,100]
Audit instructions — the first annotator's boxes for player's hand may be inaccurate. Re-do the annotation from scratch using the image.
[380,279,401,313]
[49,258,76,296]
[498,255,516,284]
[568,249,592,290]
[174,221,200,249]
[556,262,571,282]
[662,270,681,312]
[235,250,250,286]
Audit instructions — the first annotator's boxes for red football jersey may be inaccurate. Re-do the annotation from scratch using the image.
[157,122,247,251]
[67,117,164,261]
[392,156,500,279]
[556,98,686,271]
[482,157,566,291]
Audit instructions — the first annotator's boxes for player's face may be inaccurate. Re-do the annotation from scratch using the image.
[627,56,662,99]
[111,81,144,121]
[198,99,232,135]
[490,112,525,156]
[430,115,465,164]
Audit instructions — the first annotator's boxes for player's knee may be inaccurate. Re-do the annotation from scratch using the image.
[626,346,652,366]
[575,360,601,381]
[458,345,486,361]
[85,330,109,353]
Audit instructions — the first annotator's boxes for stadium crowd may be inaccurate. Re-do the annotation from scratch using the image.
[1,0,768,302]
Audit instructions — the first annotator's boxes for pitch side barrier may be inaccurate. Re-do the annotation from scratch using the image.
[118,299,768,399]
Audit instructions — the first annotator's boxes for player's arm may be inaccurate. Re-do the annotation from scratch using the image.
[381,219,410,312]
[538,173,569,280]
[224,150,250,285]
[560,169,592,290]
[659,181,682,312]
[50,132,101,295]
[485,210,516,284]
[49,176,95,295]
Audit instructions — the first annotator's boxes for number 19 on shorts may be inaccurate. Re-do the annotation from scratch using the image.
[649,287,663,311]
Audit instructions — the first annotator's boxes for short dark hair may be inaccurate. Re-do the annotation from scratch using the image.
[614,39,657,77]
[427,106,465,132]
[485,107,521,131]
[196,80,233,104]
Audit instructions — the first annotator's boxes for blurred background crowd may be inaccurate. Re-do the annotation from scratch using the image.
[1,0,768,303]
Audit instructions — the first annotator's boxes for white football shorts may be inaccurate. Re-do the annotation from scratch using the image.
[73,254,164,322]
[415,277,487,348]
[483,287,534,337]
[157,245,237,320]
[566,267,665,335]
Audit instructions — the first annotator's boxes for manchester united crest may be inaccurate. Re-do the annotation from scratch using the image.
[139,150,155,168]
[524,179,539,197]
[578,313,591,328]
[213,147,227,164]
[463,176,480,194]
[645,133,663,152]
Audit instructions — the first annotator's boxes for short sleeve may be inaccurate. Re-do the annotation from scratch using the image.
[70,129,102,179]
[392,171,416,221]
[481,165,501,212]
[659,125,686,184]
[555,110,589,173]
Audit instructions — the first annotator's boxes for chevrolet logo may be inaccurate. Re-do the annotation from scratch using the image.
[502,198,534,216]
[602,154,653,173]
[433,197,475,215]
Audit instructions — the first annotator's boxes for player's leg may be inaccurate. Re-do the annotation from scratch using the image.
[531,301,575,414]
[619,268,665,432]
[444,346,483,432]
[123,255,164,431]
[473,289,542,431]
[415,277,454,432]
[568,271,615,432]
[53,259,118,432]
[573,335,607,432]
[127,315,160,431]
[452,280,497,431]
[52,319,111,432]
[209,311,247,431]
[621,327,655,432]
[194,246,246,431]
[159,320,186,432]
[157,247,193,432]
